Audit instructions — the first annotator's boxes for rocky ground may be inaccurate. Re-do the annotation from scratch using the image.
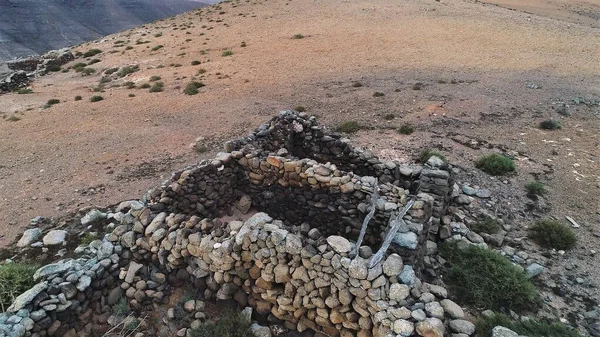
[0,0,598,334]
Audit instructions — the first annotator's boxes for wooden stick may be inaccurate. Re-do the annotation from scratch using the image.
[369,198,415,268]
[351,178,379,258]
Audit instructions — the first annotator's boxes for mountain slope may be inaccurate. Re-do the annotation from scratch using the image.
[0,0,208,60]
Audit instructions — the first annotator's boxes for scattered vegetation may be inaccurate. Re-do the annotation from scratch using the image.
[222,50,234,56]
[113,298,130,317]
[475,153,515,176]
[471,217,501,234]
[149,82,164,93]
[475,313,582,337]
[82,49,102,58]
[440,242,539,312]
[191,60,201,65]
[528,219,577,250]
[88,59,101,65]
[150,76,162,82]
[45,64,62,72]
[46,99,61,106]
[124,81,136,89]
[128,94,136,98]
[373,92,385,97]
[351,82,363,87]
[240,41,247,47]
[16,88,33,94]
[294,106,306,112]
[151,45,164,51]
[90,95,104,102]
[74,95,82,101]
[183,81,205,95]
[383,113,394,120]
[525,181,546,196]
[397,124,414,135]
[125,46,134,50]
[291,34,305,39]
[71,62,87,72]
[140,83,151,89]
[116,65,139,78]
[336,120,361,134]
[412,82,423,90]
[0,263,38,311]
[539,119,561,130]
[5,115,21,122]
[79,233,97,245]
[555,104,571,116]
[188,309,253,337]
[80,68,96,76]
[420,149,445,163]
[105,67,119,75]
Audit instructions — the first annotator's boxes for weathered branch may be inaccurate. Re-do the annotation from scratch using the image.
[351,178,379,258]
[369,198,415,268]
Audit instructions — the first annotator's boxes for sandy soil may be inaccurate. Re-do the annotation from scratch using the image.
[0,0,598,307]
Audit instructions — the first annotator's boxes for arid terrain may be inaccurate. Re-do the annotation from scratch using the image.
[0,0,599,294]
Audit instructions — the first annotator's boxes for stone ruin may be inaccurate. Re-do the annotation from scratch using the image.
[1,111,475,337]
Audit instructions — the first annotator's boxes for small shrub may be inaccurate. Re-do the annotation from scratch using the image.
[154,32,163,37]
[0,263,38,311]
[412,82,423,90]
[74,95,82,101]
[90,95,104,102]
[151,45,164,51]
[471,217,501,234]
[188,309,253,337]
[373,92,385,97]
[83,49,102,57]
[113,298,130,317]
[539,119,561,130]
[291,34,305,39]
[383,113,394,120]
[104,67,119,75]
[88,59,101,65]
[150,75,162,82]
[125,46,134,50]
[525,181,546,196]
[124,81,136,89]
[149,82,164,93]
[99,76,112,84]
[294,106,306,112]
[337,121,361,134]
[16,88,33,94]
[116,65,139,78]
[140,83,151,89]
[475,313,582,337]
[529,219,576,250]
[45,64,61,72]
[80,68,96,76]
[6,115,21,122]
[397,124,414,135]
[351,82,363,87]
[440,242,539,312]
[128,94,136,97]
[79,233,96,245]
[475,153,515,176]
[71,62,87,72]
[240,41,247,47]
[222,50,233,56]
[197,68,207,74]
[191,60,201,65]
[420,149,445,163]
[555,104,571,116]
[47,99,60,106]
[184,81,205,95]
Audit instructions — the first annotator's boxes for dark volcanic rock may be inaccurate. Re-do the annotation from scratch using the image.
[0,0,209,60]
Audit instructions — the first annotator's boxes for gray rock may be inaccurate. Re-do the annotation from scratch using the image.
[440,299,464,319]
[42,230,68,246]
[389,283,410,301]
[116,200,144,212]
[476,189,491,198]
[97,241,114,259]
[326,235,353,254]
[411,309,426,321]
[492,326,519,337]
[17,228,42,247]
[455,195,472,205]
[399,265,416,285]
[76,275,92,291]
[34,260,74,281]
[462,185,478,196]
[393,319,414,336]
[383,253,403,277]
[121,231,136,248]
[525,263,544,278]
[425,301,444,319]
[250,323,271,337]
[7,281,48,312]
[416,318,445,337]
[81,209,107,225]
[393,232,418,250]
[348,258,368,280]
[237,195,252,214]
[449,319,476,335]
[145,212,167,236]
[125,261,144,284]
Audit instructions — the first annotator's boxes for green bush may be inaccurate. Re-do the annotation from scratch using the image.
[471,217,501,234]
[88,59,101,65]
[294,106,306,112]
[113,298,130,317]
[74,95,82,101]
[116,65,139,78]
[440,243,539,312]
[129,94,136,97]
[90,95,104,102]
[16,88,33,94]
[291,34,305,39]
[420,149,445,163]
[475,313,582,337]
[525,181,546,196]
[188,309,253,337]
[373,92,385,97]
[125,46,134,50]
[183,81,204,95]
[83,49,102,57]
[140,83,151,89]
[149,82,164,93]
[191,60,201,65]
[150,75,162,82]
[151,45,164,51]
[47,99,60,106]
[71,62,87,72]
[475,153,515,175]
[124,81,136,89]
[337,121,361,134]
[351,82,363,87]
[529,219,576,250]
[222,50,234,56]
[80,68,96,76]
[412,82,423,90]
[398,124,414,135]
[105,67,119,75]
[539,119,561,130]
[0,263,37,311]
[46,64,61,72]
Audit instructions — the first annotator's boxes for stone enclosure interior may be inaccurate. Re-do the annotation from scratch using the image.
[1,111,460,337]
